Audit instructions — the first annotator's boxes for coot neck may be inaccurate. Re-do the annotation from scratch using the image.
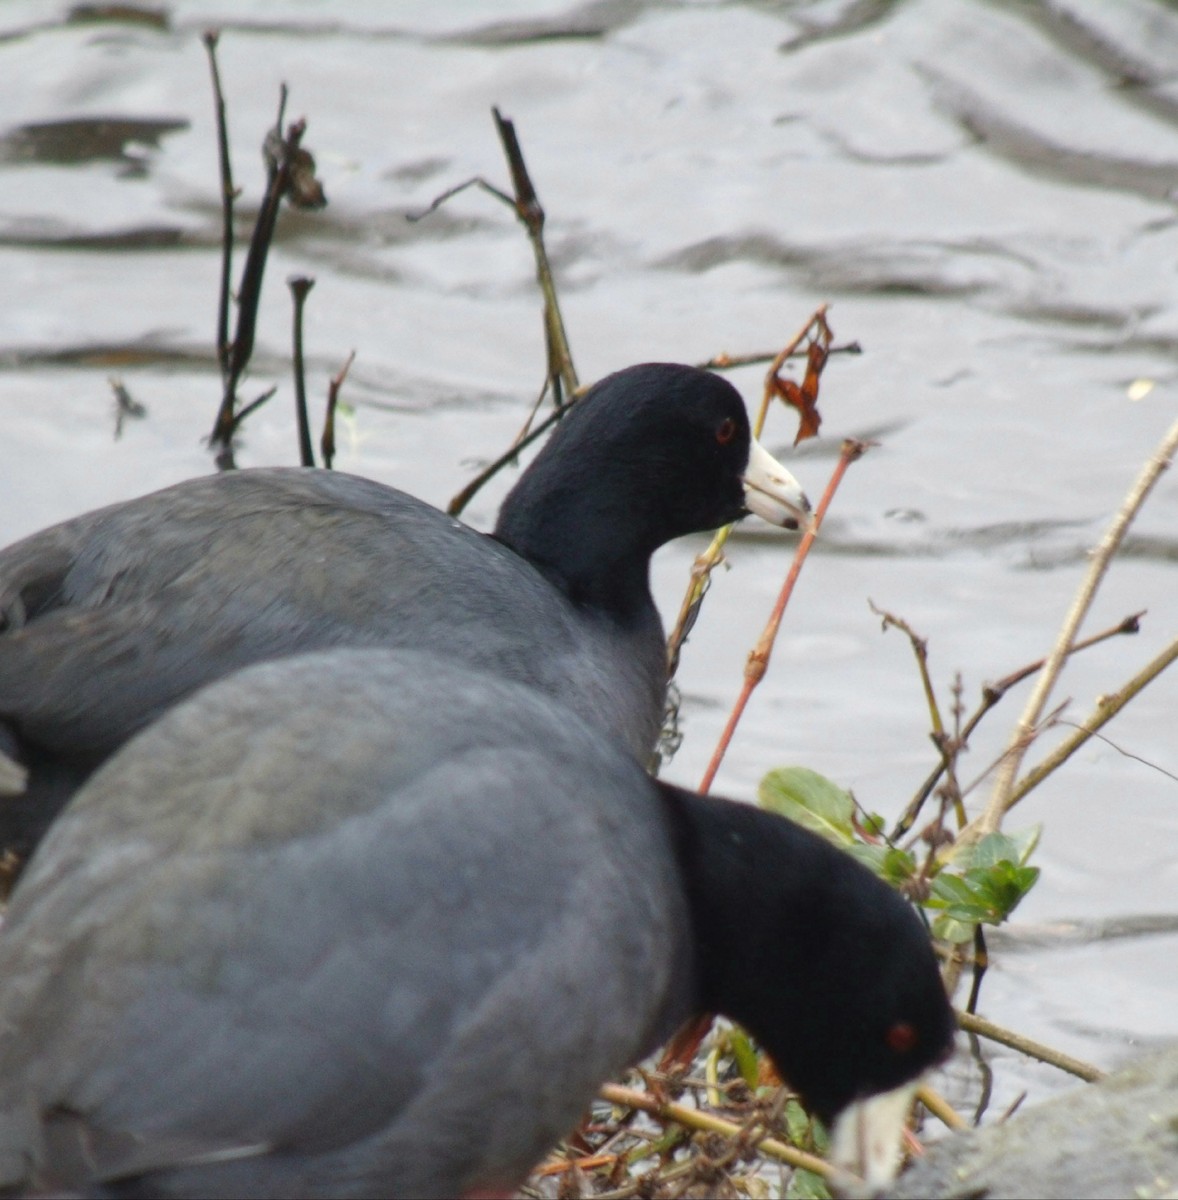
[656,786,831,1052]
[493,479,659,623]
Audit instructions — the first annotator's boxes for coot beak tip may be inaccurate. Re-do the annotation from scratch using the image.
[742,438,813,531]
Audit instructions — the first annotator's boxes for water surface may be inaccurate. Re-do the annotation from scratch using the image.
[1,0,1176,1129]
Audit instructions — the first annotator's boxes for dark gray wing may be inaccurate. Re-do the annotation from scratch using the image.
[0,469,664,762]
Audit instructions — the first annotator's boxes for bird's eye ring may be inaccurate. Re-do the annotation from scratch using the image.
[715,418,737,445]
[885,1020,918,1055]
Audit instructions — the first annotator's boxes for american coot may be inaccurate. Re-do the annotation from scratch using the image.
[0,363,810,870]
[0,648,955,1199]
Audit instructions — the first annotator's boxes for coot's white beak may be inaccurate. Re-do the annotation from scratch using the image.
[828,1081,919,1195]
[742,438,813,531]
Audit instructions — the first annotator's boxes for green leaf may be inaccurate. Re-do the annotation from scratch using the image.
[880,846,918,884]
[809,1114,830,1155]
[927,859,1040,926]
[758,767,855,846]
[967,861,1040,921]
[1006,824,1042,866]
[926,878,992,922]
[931,913,976,943]
[846,841,917,885]
[782,1097,811,1146]
[929,872,983,905]
[944,825,1041,871]
[846,841,889,874]
[725,1026,760,1090]
[786,1167,831,1199]
[966,832,1022,871]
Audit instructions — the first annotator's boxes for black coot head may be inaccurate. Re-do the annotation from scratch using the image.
[770,890,957,1126]
[554,363,758,537]
[673,788,956,1129]
[495,363,808,585]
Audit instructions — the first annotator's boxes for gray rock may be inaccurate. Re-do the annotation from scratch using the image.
[891,1044,1178,1199]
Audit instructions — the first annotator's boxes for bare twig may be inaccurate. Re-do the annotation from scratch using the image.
[698,439,869,794]
[416,110,580,511]
[409,110,578,406]
[288,275,315,467]
[229,385,277,428]
[666,306,833,678]
[891,612,1145,839]
[490,107,578,402]
[597,1083,838,1181]
[869,604,944,739]
[202,30,235,384]
[1055,718,1178,783]
[320,350,355,471]
[532,1151,621,1179]
[446,401,569,517]
[406,175,514,220]
[509,377,554,447]
[869,603,970,832]
[999,634,1178,815]
[694,342,862,372]
[917,1085,968,1131]
[955,1011,1105,1082]
[209,93,312,455]
[970,414,1178,842]
[109,377,146,439]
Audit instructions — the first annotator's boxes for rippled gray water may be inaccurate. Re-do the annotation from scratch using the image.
[1,0,1176,1130]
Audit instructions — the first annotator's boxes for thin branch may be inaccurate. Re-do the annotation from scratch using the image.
[998,634,1178,815]
[597,1083,837,1181]
[1055,718,1178,783]
[446,401,568,517]
[491,107,578,402]
[891,612,1145,839]
[406,175,514,220]
[868,603,944,739]
[916,1085,968,1131]
[408,111,579,405]
[202,29,235,384]
[109,377,146,439]
[415,113,580,512]
[231,385,277,424]
[532,1151,621,1179]
[288,275,315,467]
[922,699,1070,837]
[209,97,309,453]
[694,342,862,372]
[974,414,1178,840]
[698,439,869,794]
[666,306,832,678]
[511,375,553,446]
[955,1011,1105,1083]
[320,350,355,471]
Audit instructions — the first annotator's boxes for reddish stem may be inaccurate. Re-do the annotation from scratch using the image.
[699,439,869,794]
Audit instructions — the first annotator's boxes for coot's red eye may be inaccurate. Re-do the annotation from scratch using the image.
[885,1021,918,1055]
[715,418,737,445]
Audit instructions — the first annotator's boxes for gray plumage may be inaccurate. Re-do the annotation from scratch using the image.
[0,650,692,1198]
[0,648,954,1199]
[0,467,665,761]
[0,363,809,869]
